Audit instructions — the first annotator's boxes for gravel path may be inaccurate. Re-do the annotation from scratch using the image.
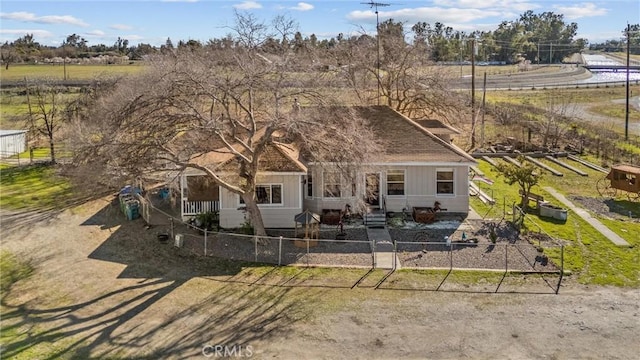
[175,216,560,272]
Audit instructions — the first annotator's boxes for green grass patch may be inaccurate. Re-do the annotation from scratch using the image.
[471,158,640,286]
[0,63,145,82]
[590,104,640,122]
[0,251,34,296]
[486,85,640,105]
[0,164,72,209]
[615,141,640,156]
[10,146,73,160]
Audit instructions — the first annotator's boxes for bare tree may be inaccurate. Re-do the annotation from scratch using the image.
[332,20,461,120]
[540,90,577,149]
[70,14,381,236]
[24,80,70,163]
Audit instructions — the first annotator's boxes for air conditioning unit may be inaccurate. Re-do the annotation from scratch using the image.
[174,234,184,248]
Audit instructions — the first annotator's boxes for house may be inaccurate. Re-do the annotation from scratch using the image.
[178,105,476,228]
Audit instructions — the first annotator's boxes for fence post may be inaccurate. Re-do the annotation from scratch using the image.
[556,245,564,295]
[306,238,310,268]
[372,241,376,269]
[204,229,207,256]
[278,236,283,266]
[505,244,508,272]
[393,240,397,270]
[254,236,258,263]
[170,218,174,240]
[446,236,452,270]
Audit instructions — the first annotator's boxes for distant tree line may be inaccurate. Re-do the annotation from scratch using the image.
[589,24,640,54]
[0,10,599,70]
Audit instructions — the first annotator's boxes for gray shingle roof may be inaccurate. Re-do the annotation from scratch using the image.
[353,106,475,163]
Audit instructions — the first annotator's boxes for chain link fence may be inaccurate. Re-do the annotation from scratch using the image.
[139,193,564,294]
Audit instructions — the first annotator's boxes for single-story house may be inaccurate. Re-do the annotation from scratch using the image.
[178,105,476,228]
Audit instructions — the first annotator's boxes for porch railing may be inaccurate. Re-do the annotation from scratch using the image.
[182,200,220,216]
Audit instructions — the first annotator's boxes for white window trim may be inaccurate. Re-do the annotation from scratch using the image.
[386,169,406,198]
[436,168,455,196]
[322,171,343,199]
[238,183,284,207]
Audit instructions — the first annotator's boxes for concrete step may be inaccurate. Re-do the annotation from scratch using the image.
[364,212,387,228]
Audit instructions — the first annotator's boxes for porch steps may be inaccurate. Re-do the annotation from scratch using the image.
[364,210,387,228]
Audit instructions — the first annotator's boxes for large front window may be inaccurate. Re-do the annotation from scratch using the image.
[323,171,342,198]
[240,184,283,205]
[387,170,405,196]
[436,170,454,195]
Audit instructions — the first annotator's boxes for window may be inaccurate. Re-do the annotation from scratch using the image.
[387,170,405,196]
[436,169,454,195]
[239,184,283,205]
[306,174,313,198]
[323,171,342,198]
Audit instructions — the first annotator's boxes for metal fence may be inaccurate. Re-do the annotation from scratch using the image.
[140,195,565,293]
[173,225,375,268]
[170,219,562,274]
[395,240,562,273]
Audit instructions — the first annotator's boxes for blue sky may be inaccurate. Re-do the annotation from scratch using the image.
[0,1,638,47]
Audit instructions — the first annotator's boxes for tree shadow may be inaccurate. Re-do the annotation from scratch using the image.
[2,197,312,359]
[603,198,640,218]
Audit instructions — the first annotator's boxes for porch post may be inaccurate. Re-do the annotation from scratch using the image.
[180,175,184,220]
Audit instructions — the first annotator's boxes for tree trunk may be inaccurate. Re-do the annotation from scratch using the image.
[49,138,56,164]
[241,192,266,237]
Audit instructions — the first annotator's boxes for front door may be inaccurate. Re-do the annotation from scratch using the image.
[365,173,380,207]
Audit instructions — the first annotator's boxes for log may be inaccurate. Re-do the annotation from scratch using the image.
[524,156,563,177]
[567,155,608,174]
[545,156,588,176]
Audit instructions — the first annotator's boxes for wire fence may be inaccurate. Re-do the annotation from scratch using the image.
[395,240,561,273]
[136,191,565,293]
[167,217,563,275]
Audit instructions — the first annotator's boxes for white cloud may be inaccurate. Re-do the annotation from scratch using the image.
[348,7,500,25]
[553,2,608,20]
[110,24,133,31]
[0,11,89,27]
[123,34,145,41]
[85,30,106,37]
[290,2,314,11]
[0,29,54,39]
[432,0,539,12]
[233,1,262,10]
[0,29,55,45]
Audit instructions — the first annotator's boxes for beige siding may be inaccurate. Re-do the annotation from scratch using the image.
[219,174,303,228]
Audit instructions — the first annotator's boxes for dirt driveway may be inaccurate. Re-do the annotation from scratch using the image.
[1,197,639,359]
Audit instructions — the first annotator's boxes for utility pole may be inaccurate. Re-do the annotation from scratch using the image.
[361,1,392,106]
[549,42,553,64]
[625,23,630,141]
[470,38,476,149]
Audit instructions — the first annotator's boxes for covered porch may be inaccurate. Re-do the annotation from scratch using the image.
[180,173,220,219]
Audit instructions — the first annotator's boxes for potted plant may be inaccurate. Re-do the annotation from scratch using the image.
[194,211,219,232]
